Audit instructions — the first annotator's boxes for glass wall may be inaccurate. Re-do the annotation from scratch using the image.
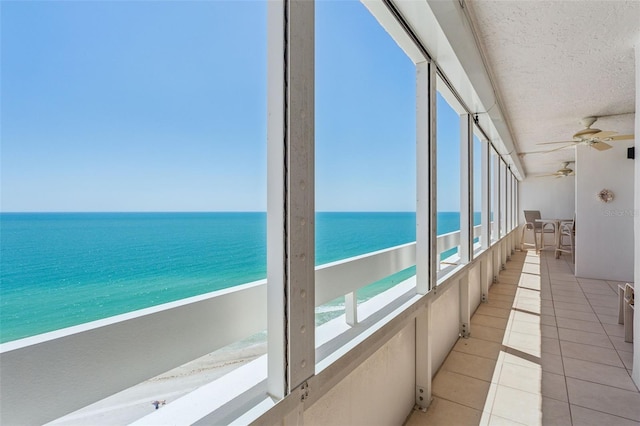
[315,0,416,324]
[473,133,483,250]
[1,1,267,342]
[436,84,462,266]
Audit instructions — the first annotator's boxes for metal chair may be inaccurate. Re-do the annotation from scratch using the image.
[522,210,555,253]
[554,219,575,263]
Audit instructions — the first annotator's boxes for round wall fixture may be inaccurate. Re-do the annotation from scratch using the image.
[597,189,614,203]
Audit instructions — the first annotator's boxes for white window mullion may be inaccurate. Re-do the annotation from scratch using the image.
[267,0,315,400]
[459,114,472,263]
[481,139,490,249]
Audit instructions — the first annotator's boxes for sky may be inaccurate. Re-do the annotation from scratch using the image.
[1,0,465,213]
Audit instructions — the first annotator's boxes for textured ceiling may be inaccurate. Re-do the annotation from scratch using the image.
[464,0,639,176]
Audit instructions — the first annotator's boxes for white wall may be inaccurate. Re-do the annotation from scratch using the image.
[575,143,635,281]
[632,42,639,387]
[304,323,416,426]
[518,175,576,245]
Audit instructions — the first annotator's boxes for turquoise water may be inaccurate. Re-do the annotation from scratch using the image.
[0,212,474,343]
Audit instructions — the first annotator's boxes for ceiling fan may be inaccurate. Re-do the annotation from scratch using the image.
[537,116,634,152]
[536,161,575,178]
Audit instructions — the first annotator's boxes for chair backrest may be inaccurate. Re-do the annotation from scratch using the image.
[524,210,542,228]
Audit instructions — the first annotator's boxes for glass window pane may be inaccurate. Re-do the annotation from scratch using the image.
[315,0,416,325]
[436,88,461,268]
[473,134,482,250]
[1,1,267,342]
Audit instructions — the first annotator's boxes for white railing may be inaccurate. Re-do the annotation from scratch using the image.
[0,225,480,425]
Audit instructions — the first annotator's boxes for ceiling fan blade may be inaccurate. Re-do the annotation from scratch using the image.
[605,134,634,141]
[591,130,617,139]
[544,144,576,153]
[591,141,612,151]
[537,140,577,146]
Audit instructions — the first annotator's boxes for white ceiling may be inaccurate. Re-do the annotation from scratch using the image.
[463,0,639,177]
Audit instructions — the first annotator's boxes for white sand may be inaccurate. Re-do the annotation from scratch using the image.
[47,341,267,426]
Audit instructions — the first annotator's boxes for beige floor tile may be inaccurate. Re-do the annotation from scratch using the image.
[511,310,540,325]
[540,397,571,426]
[584,294,618,308]
[619,350,634,370]
[515,287,542,300]
[552,301,593,313]
[560,341,624,367]
[508,320,541,337]
[563,357,637,391]
[476,305,511,319]
[550,294,589,305]
[577,277,608,286]
[570,405,640,426]
[566,377,640,421]
[553,308,599,322]
[579,283,617,296]
[441,350,500,383]
[542,371,568,402]
[518,277,542,291]
[540,353,565,375]
[510,302,540,315]
[491,385,542,425]
[551,287,586,297]
[504,331,541,358]
[610,335,634,353]
[539,315,557,327]
[603,323,625,337]
[491,286,518,296]
[487,293,516,303]
[471,324,507,344]
[598,313,621,325]
[453,337,503,361]
[497,362,541,394]
[555,316,606,334]
[541,336,561,355]
[487,414,527,425]
[418,253,640,426]
[557,327,614,349]
[521,264,540,275]
[404,397,483,426]
[484,299,516,310]
[432,370,492,411]
[472,314,510,330]
[591,304,619,316]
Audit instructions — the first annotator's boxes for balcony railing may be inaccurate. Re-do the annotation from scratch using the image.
[0,223,486,425]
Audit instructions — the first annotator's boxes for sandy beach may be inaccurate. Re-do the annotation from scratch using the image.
[48,339,267,425]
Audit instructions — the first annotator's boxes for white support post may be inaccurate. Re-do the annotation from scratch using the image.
[415,304,432,409]
[481,139,490,250]
[429,63,438,288]
[416,61,430,295]
[506,171,511,260]
[415,60,435,410]
[481,256,490,301]
[345,292,357,326]
[460,114,473,264]
[267,0,315,399]
[491,153,500,241]
[504,165,511,238]
[500,161,507,241]
[459,274,470,338]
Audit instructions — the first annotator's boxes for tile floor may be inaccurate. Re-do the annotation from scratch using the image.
[406,249,639,426]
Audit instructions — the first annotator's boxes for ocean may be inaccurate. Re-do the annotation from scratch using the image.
[0,212,474,343]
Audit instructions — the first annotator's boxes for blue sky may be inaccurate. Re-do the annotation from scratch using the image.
[1,0,462,212]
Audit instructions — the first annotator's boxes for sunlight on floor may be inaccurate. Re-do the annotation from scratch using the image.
[406,249,639,426]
